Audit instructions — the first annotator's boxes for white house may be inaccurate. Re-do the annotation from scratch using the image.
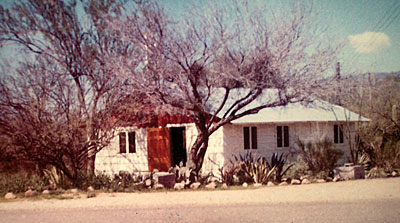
[95,99,369,176]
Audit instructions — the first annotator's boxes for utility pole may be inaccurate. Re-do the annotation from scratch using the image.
[336,62,342,105]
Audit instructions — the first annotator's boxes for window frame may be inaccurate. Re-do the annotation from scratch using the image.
[119,131,136,154]
[277,125,289,148]
[334,124,344,144]
[128,131,136,153]
[243,126,257,150]
[119,132,126,154]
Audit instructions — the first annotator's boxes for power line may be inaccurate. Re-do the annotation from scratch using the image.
[346,1,400,70]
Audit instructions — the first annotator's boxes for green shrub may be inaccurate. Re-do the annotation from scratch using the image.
[296,137,344,175]
[91,172,112,190]
[366,167,387,178]
[366,138,400,172]
[75,171,113,190]
[284,156,310,180]
[216,163,240,186]
[315,171,329,180]
[0,172,48,196]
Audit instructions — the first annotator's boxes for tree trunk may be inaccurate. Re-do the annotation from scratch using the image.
[87,154,96,177]
[189,116,210,177]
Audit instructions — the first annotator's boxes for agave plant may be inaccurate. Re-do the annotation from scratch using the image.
[232,152,275,184]
[270,153,293,183]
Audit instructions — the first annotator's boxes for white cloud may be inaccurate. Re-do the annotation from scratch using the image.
[348,32,390,54]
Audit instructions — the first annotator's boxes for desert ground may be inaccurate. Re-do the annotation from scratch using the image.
[1,178,399,222]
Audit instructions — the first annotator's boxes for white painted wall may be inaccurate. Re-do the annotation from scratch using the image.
[95,121,357,177]
[95,127,149,176]
[179,123,225,175]
[205,122,357,174]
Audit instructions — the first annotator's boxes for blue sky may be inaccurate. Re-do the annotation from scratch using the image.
[160,0,400,74]
[1,0,399,74]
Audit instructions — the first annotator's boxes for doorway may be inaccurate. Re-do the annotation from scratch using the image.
[170,127,187,167]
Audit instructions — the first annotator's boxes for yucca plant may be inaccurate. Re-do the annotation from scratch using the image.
[270,153,294,183]
[43,166,70,189]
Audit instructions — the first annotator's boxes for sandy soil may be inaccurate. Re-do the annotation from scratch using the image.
[1,178,399,210]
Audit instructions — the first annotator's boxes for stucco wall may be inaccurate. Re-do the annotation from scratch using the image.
[95,127,149,176]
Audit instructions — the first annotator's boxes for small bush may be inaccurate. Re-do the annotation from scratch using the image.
[365,138,400,172]
[284,156,310,180]
[366,167,387,178]
[0,172,48,196]
[296,137,344,175]
[215,162,241,186]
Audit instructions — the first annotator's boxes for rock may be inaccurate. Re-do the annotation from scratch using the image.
[205,182,216,190]
[279,182,288,186]
[291,179,301,185]
[221,183,228,189]
[316,179,326,183]
[392,171,398,177]
[267,181,275,187]
[87,186,94,192]
[190,182,201,189]
[153,183,165,190]
[326,177,333,182]
[333,176,341,182]
[301,179,311,184]
[253,183,262,188]
[42,190,50,195]
[70,188,78,194]
[145,179,152,187]
[242,182,248,188]
[300,175,309,181]
[25,189,36,197]
[174,182,185,190]
[4,192,16,200]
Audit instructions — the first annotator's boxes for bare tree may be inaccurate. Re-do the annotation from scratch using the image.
[0,0,141,180]
[112,1,338,175]
[319,67,400,170]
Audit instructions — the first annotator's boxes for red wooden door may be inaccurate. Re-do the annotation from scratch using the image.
[147,128,171,172]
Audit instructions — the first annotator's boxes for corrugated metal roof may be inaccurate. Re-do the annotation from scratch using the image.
[231,99,370,124]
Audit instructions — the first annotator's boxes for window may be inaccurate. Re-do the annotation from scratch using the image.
[128,132,136,153]
[119,132,126,153]
[277,126,289,147]
[119,131,136,153]
[334,124,344,144]
[243,126,257,150]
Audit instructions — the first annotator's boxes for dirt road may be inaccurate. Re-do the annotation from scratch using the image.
[1,178,399,222]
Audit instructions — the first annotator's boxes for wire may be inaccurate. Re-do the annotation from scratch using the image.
[346,1,400,69]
